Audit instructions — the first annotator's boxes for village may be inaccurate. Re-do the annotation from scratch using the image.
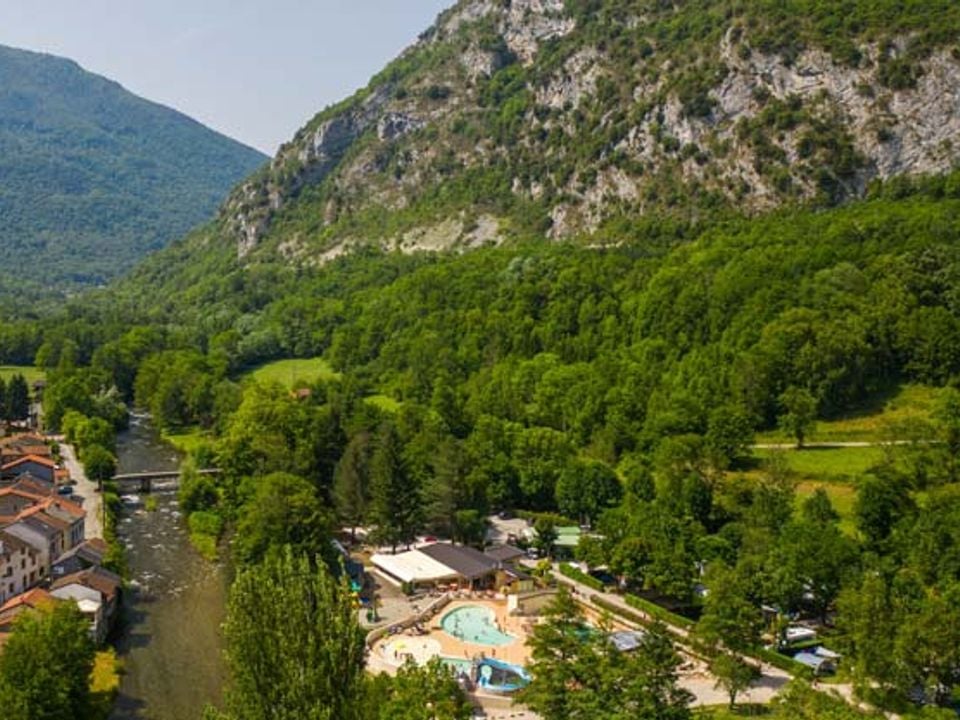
[0,380,120,652]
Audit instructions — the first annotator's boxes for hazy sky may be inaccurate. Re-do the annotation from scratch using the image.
[0,1,452,154]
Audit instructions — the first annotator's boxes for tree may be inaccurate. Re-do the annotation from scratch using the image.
[333,432,372,540]
[533,516,558,558]
[697,563,763,654]
[219,548,366,720]
[705,405,755,469]
[368,423,422,552]
[801,488,839,525]
[710,652,758,710]
[82,444,117,487]
[5,373,29,422]
[363,659,472,720]
[555,459,622,527]
[452,509,487,547]
[519,589,692,719]
[855,473,914,548]
[778,386,818,448]
[0,601,96,720]
[179,458,219,513]
[234,472,334,565]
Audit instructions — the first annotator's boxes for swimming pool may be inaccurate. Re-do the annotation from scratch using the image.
[440,605,516,646]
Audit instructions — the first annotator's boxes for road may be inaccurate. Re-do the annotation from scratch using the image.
[59,441,103,540]
[753,440,924,449]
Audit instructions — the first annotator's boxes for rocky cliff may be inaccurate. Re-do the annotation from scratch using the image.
[219,0,960,261]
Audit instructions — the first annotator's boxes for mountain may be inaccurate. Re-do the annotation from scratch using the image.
[202,0,960,265]
[0,44,266,290]
[114,0,960,318]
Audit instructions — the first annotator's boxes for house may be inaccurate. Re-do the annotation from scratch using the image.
[51,539,109,580]
[371,543,500,591]
[5,514,65,571]
[0,531,44,604]
[484,544,526,564]
[0,489,85,555]
[6,473,56,497]
[485,545,535,593]
[0,485,49,520]
[51,566,122,643]
[1,454,57,484]
[553,527,583,557]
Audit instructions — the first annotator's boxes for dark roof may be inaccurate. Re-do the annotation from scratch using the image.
[419,543,498,580]
[52,566,122,601]
[485,544,525,563]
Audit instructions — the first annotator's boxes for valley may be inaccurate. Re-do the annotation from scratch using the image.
[2,1,960,719]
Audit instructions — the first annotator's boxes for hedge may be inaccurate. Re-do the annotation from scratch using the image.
[754,646,815,680]
[559,563,605,591]
[624,593,696,629]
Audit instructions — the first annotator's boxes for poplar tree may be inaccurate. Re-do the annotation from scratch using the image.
[219,549,366,720]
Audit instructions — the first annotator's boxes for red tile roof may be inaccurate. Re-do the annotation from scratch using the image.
[1,454,57,470]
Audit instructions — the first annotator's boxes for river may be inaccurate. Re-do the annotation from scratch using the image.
[109,414,227,720]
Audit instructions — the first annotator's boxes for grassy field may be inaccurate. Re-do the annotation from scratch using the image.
[753,446,886,484]
[756,384,940,444]
[744,446,886,536]
[161,427,211,456]
[243,357,341,388]
[0,365,45,385]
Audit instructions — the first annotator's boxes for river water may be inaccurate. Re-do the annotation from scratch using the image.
[109,414,227,720]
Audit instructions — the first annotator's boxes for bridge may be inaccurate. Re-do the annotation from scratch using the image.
[111,468,221,493]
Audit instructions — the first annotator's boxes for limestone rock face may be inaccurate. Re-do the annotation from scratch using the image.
[221,0,960,260]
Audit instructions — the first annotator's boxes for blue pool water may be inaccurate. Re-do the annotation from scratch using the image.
[440,605,515,646]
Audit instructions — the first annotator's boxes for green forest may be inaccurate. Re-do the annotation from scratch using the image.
[3,0,960,716]
[0,170,954,716]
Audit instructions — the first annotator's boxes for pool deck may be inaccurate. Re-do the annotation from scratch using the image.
[373,598,535,670]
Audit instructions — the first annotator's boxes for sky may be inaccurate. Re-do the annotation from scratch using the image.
[0,0,452,154]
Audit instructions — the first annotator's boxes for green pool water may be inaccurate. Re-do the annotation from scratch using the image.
[440,605,515,646]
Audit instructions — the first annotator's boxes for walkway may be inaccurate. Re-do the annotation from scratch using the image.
[549,568,791,706]
[60,442,103,540]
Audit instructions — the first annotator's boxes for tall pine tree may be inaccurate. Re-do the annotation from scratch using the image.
[369,422,422,553]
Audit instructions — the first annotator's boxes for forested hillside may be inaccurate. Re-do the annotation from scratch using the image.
[199,0,960,265]
[0,45,265,294]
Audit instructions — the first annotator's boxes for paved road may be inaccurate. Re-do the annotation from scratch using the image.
[60,442,103,540]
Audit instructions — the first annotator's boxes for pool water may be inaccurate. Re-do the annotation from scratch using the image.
[440,605,515,646]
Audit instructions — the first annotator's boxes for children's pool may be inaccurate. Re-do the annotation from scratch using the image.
[440,605,515,646]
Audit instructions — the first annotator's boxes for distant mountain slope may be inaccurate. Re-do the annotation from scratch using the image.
[0,44,266,288]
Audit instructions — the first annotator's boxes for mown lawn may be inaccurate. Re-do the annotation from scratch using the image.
[755,384,940,444]
[0,365,45,385]
[243,357,340,388]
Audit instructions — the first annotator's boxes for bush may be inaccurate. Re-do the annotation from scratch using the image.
[624,593,695,629]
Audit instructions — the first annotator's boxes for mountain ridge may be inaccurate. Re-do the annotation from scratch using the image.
[0,43,267,291]
[200,0,960,266]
